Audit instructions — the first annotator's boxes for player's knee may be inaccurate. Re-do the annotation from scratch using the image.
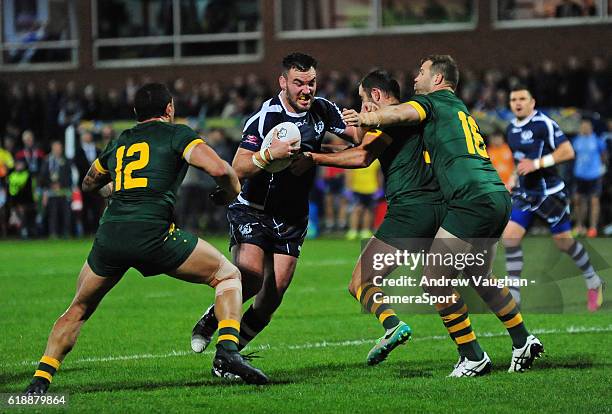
[212,255,242,296]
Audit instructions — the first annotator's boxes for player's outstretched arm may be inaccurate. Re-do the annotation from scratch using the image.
[187,142,241,201]
[82,163,111,193]
[342,104,421,128]
[292,131,391,175]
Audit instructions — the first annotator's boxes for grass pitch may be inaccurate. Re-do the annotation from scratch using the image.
[0,237,610,413]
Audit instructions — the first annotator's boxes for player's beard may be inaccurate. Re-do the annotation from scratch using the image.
[286,90,313,112]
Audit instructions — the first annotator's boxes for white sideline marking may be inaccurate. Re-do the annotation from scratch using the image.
[300,259,353,267]
[7,324,611,368]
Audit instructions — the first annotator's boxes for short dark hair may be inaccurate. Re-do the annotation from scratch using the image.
[360,70,400,100]
[422,54,459,90]
[282,52,317,75]
[134,83,172,121]
[510,85,533,97]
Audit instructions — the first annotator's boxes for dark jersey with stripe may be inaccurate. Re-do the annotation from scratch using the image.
[237,93,346,221]
[505,110,567,195]
[408,90,506,201]
[96,121,202,224]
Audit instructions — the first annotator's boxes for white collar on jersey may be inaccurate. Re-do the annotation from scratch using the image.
[278,92,308,118]
[511,110,538,128]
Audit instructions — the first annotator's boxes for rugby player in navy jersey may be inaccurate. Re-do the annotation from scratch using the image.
[190,53,361,377]
[502,86,603,311]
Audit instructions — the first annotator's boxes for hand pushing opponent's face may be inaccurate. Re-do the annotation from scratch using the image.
[280,67,317,113]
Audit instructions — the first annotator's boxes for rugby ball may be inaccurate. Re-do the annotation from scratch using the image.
[260,122,301,173]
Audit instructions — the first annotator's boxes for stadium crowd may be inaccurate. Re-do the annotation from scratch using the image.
[0,55,610,239]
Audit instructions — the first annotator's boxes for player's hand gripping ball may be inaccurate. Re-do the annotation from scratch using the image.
[261,122,301,173]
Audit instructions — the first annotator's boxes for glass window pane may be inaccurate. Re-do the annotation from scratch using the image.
[97,0,174,38]
[382,0,474,26]
[280,0,371,31]
[2,0,76,65]
[97,43,173,60]
[180,0,260,34]
[3,47,72,64]
[496,0,602,21]
[2,0,76,42]
[181,39,258,56]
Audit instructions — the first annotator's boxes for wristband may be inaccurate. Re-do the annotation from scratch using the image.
[265,147,274,161]
[260,148,269,163]
[541,154,555,168]
[533,158,541,170]
[252,154,266,169]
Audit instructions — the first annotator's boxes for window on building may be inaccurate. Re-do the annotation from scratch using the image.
[0,0,78,69]
[495,0,607,27]
[93,0,262,66]
[278,0,476,37]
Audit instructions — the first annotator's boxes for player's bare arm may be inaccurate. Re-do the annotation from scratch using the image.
[82,163,111,194]
[186,141,241,204]
[517,140,575,176]
[342,104,421,128]
[311,131,391,169]
[232,134,299,179]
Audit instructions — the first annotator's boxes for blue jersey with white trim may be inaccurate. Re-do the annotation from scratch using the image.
[237,93,346,221]
[506,110,568,195]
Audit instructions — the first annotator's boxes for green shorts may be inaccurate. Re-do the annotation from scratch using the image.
[441,191,511,241]
[87,221,198,277]
[375,203,447,250]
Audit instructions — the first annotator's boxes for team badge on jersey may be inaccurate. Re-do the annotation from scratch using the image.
[239,223,253,236]
[520,130,534,143]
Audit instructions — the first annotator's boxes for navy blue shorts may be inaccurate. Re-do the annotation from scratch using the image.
[228,203,308,257]
[574,178,602,196]
[324,176,345,195]
[509,190,571,234]
[353,192,376,208]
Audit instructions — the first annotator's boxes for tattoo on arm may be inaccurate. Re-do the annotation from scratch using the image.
[82,164,111,193]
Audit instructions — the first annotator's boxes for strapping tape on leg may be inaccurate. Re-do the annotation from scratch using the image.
[212,255,240,281]
[215,278,242,296]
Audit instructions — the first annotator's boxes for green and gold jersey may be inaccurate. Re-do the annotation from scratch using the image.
[94,121,203,224]
[406,90,505,201]
[374,125,444,207]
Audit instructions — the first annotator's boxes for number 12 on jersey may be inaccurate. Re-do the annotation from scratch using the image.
[458,111,489,158]
[115,142,150,190]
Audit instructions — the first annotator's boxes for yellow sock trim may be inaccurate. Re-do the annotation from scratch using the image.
[34,370,53,382]
[378,310,396,324]
[448,318,471,333]
[370,300,383,315]
[362,287,379,306]
[503,313,524,329]
[441,305,468,323]
[356,285,365,301]
[496,299,516,318]
[41,356,61,369]
[217,334,239,344]
[455,331,476,345]
[218,319,240,331]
